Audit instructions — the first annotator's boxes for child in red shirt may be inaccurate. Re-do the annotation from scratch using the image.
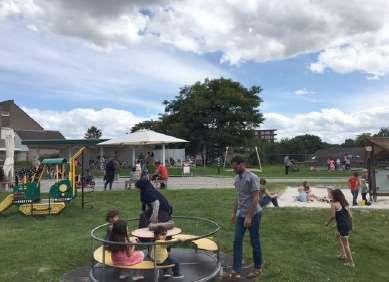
[348,172,360,206]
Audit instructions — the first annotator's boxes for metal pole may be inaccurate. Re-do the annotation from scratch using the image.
[131,147,135,167]
[223,146,229,169]
[162,144,166,166]
[255,146,262,172]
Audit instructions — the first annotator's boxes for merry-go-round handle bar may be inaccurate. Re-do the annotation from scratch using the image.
[90,216,221,247]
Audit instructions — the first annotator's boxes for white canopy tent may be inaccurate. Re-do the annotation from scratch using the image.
[98,129,189,165]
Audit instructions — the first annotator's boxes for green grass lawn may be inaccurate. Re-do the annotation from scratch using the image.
[89,164,358,178]
[1,188,388,282]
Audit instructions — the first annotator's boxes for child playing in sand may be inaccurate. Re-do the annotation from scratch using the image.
[348,172,360,206]
[296,187,308,202]
[151,225,184,279]
[259,178,279,207]
[326,189,354,267]
[302,181,320,201]
[108,220,145,280]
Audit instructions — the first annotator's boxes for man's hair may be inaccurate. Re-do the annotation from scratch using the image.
[353,172,359,177]
[105,209,119,222]
[231,155,245,165]
[260,178,267,185]
[155,161,161,165]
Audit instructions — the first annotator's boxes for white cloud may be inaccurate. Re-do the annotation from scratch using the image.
[263,106,389,144]
[0,23,227,110]
[23,107,148,139]
[310,25,389,78]
[294,89,316,96]
[1,0,388,77]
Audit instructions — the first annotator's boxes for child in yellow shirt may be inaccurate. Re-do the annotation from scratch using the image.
[151,226,183,279]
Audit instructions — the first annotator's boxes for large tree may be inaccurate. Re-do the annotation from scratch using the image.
[374,127,389,137]
[355,133,372,147]
[84,126,102,139]
[132,78,264,161]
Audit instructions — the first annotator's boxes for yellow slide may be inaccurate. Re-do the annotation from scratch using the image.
[0,194,14,213]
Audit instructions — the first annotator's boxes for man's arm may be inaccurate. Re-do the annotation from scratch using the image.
[150,200,160,223]
[232,198,238,224]
[244,191,260,228]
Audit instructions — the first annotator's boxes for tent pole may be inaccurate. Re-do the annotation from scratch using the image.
[132,147,136,167]
[162,144,166,166]
[255,146,262,172]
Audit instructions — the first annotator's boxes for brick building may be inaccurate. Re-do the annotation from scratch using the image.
[0,100,65,162]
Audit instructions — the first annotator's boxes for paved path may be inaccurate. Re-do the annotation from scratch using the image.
[40,176,348,192]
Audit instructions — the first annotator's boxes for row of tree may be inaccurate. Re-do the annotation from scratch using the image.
[82,77,389,165]
[132,78,264,162]
[342,128,389,147]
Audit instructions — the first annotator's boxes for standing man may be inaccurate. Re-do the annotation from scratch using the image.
[226,155,263,279]
[104,158,116,191]
[284,155,290,175]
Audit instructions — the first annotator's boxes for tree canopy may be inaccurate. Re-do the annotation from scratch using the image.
[132,78,264,161]
[374,127,389,137]
[84,126,102,139]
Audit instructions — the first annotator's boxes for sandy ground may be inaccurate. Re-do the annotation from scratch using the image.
[277,186,389,209]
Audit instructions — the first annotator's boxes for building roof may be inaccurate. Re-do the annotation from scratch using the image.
[16,129,65,141]
[0,100,43,130]
[22,139,108,146]
[312,146,365,163]
[368,137,389,154]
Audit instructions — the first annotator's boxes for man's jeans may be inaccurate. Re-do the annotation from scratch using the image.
[351,190,359,205]
[233,212,263,273]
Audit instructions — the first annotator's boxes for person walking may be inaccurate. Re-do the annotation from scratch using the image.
[224,155,263,279]
[104,159,116,191]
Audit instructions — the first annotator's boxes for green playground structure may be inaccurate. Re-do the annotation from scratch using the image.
[0,147,87,215]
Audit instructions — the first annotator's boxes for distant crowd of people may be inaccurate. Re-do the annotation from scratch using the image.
[327,155,352,171]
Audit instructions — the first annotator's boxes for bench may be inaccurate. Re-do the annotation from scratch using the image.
[172,234,218,252]
[93,246,174,270]
[124,179,137,190]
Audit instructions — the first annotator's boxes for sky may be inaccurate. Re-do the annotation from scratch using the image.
[1,0,389,143]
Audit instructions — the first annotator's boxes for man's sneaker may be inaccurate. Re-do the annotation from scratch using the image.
[162,273,172,278]
[172,274,184,279]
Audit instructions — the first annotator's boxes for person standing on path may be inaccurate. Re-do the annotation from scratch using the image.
[104,158,116,191]
[225,155,263,280]
[348,172,360,206]
[284,155,290,175]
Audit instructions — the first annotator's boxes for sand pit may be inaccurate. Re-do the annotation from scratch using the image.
[277,186,389,209]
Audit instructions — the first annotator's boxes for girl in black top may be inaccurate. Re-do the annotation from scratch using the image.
[326,189,354,267]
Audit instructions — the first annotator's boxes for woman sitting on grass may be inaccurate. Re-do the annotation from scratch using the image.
[108,220,145,280]
[326,189,354,267]
[259,178,279,207]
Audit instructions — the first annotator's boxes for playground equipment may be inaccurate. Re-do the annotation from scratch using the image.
[0,147,87,215]
[223,146,262,172]
[90,216,221,282]
[366,138,389,200]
